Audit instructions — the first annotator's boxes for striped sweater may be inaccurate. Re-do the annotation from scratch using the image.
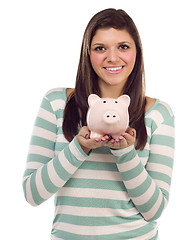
[23,88,175,240]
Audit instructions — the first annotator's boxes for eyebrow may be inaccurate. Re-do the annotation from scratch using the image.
[92,41,133,46]
[92,43,104,46]
[118,41,133,45]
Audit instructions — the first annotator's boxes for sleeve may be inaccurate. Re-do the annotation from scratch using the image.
[110,115,175,221]
[22,94,88,206]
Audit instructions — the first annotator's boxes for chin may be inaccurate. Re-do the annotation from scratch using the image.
[99,75,127,88]
[106,78,125,86]
[107,81,120,86]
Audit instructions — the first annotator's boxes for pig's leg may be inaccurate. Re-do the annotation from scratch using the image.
[111,133,121,139]
[90,131,104,139]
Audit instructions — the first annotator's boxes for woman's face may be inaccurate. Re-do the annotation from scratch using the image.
[90,28,137,91]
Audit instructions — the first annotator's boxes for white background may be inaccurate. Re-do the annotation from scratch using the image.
[0,0,194,239]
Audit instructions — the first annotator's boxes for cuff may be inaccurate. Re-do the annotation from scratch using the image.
[110,144,136,164]
[69,136,89,161]
[110,144,134,157]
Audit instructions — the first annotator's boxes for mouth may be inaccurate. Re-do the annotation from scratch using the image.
[103,66,125,74]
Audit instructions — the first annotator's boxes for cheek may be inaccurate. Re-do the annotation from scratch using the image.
[123,51,136,66]
[90,53,104,69]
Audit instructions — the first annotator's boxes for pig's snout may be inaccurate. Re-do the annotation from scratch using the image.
[103,111,120,124]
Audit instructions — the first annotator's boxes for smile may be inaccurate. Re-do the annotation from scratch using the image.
[105,66,123,71]
[104,66,124,74]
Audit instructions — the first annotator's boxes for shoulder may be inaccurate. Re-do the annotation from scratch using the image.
[66,88,74,100]
[145,97,174,130]
[44,88,67,102]
[41,88,69,113]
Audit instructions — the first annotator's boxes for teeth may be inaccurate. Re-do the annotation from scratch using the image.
[106,66,123,71]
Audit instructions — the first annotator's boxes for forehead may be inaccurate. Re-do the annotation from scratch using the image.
[91,28,134,44]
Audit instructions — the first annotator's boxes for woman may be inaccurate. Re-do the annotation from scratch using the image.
[23,8,174,240]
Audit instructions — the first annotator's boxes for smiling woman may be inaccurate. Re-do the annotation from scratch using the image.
[23,8,174,240]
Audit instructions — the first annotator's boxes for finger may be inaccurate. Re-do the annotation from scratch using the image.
[118,137,128,149]
[79,126,89,136]
[100,136,107,142]
[130,129,136,137]
[93,138,107,148]
[125,128,136,137]
[109,137,124,149]
[84,133,89,139]
[81,127,91,139]
[104,135,112,141]
[79,137,103,149]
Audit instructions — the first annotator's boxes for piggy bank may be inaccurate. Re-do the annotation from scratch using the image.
[86,94,130,139]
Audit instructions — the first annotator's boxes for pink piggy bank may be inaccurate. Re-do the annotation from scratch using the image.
[86,94,130,139]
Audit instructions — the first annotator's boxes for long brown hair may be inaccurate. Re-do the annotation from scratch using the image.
[63,8,147,150]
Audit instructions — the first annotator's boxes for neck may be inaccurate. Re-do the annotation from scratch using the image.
[99,82,124,99]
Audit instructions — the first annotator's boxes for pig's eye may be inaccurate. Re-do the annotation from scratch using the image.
[103,100,106,103]
[115,101,118,103]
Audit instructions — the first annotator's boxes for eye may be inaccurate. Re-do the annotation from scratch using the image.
[103,100,106,103]
[119,44,130,50]
[115,101,118,103]
[94,46,105,51]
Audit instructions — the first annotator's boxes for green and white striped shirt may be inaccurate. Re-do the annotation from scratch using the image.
[23,88,174,240]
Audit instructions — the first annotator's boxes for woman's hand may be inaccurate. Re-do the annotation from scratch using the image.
[77,126,136,154]
[76,126,111,154]
[105,128,136,150]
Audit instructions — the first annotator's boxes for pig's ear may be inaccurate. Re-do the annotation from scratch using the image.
[88,94,100,107]
[117,95,130,107]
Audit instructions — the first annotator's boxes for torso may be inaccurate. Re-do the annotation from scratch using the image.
[44,87,172,239]
[66,88,156,113]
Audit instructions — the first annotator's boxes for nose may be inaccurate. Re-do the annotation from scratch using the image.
[106,49,119,63]
[103,111,120,124]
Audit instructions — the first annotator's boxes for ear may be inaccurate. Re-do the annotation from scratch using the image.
[88,94,100,107]
[117,95,130,107]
